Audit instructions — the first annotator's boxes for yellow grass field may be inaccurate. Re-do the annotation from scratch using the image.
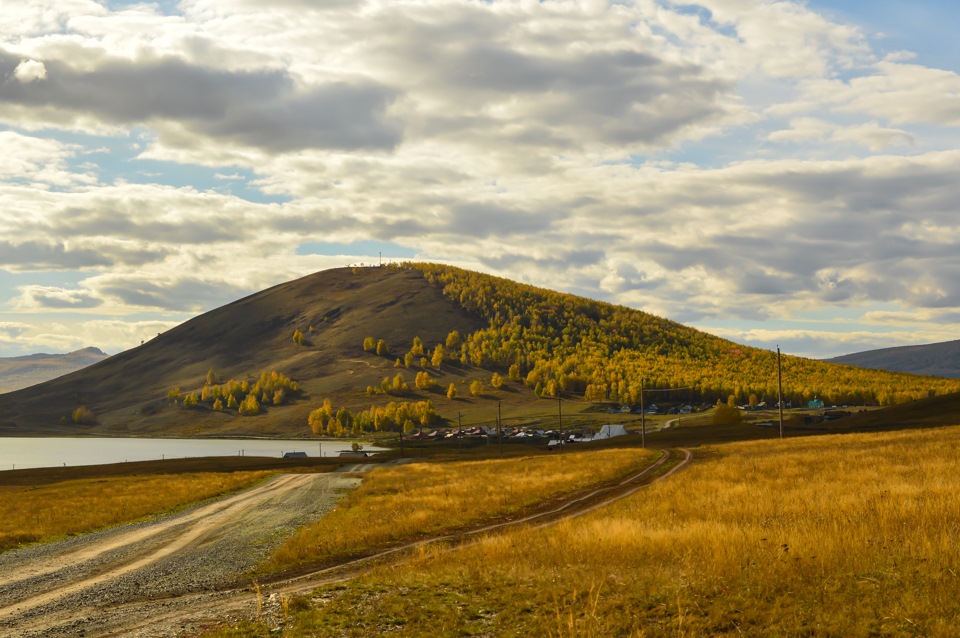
[0,472,270,552]
[220,426,960,637]
[262,447,658,573]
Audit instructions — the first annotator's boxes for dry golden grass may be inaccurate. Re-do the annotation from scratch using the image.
[262,447,657,572]
[220,426,960,637]
[0,471,270,552]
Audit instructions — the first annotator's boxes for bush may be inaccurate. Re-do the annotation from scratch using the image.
[712,401,742,425]
[72,406,96,425]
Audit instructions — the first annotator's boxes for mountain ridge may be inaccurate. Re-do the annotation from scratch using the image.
[827,340,960,379]
[0,347,110,394]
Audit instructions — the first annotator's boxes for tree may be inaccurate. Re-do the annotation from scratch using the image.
[490,372,504,389]
[167,387,181,403]
[446,330,461,349]
[182,393,199,408]
[392,373,408,394]
[431,345,445,368]
[72,406,96,424]
[411,336,424,356]
[376,339,388,357]
[239,394,260,416]
[205,368,219,385]
[363,336,376,351]
[404,352,414,368]
[420,357,429,369]
[470,379,483,396]
[227,393,238,409]
[508,363,521,381]
[446,383,458,399]
[415,371,435,390]
[213,398,224,411]
[292,329,305,345]
[749,393,759,408]
[403,419,416,434]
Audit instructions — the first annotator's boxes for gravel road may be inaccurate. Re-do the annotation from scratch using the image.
[0,470,362,638]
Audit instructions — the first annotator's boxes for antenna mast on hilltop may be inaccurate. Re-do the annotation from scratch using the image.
[777,346,784,439]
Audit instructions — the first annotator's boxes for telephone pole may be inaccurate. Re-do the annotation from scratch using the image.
[558,394,563,452]
[458,411,462,456]
[639,378,645,448]
[497,400,503,456]
[777,346,784,439]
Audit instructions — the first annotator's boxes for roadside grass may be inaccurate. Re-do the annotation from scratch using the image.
[0,471,271,552]
[224,426,960,637]
[260,447,658,573]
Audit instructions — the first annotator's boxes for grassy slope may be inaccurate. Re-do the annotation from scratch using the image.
[0,267,485,436]
[3,264,957,439]
[0,471,272,552]
[211,426,960,637]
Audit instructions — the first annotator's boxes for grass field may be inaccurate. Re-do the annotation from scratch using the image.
[261,447,658,573]
[215,425,960,637]
[0,471,271,552]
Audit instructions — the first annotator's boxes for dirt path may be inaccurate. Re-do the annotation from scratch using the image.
[0,449,692,637]
[0,472,361,638]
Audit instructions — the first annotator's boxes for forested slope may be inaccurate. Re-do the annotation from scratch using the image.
[411,263,960,406]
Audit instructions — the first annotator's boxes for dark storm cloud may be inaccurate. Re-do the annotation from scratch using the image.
[0,51,401,152]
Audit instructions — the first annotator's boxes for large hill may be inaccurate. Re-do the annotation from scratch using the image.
[0,347,109,394]
[1,265,957,437]
[827,340,960,378]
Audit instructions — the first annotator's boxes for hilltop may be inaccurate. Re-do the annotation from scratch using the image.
[1,264,957,438]
[828,339,960,378]
[0,347,109,394]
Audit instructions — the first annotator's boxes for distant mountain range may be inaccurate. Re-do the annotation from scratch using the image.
[827,340,960,379]
[0,347,110,394]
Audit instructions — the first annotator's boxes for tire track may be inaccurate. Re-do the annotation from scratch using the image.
[3,449,693,637]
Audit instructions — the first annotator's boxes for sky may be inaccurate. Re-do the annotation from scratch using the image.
[1,0,959,360]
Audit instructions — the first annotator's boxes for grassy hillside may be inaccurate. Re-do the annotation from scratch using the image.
[209,426,960,637]
[828,339,960,378]
[0,267,484,436]
[0,347,109,394]
[1,264,956,438]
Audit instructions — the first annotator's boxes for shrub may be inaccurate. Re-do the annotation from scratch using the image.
[72,406,96,425]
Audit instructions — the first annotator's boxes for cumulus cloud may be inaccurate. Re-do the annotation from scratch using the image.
[0,0,959,357]
[13,59,46,82]
[14,285,103,310]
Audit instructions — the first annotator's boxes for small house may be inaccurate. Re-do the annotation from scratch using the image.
[283,451,308,459]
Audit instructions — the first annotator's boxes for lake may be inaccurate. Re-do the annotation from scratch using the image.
[0,437,381,471]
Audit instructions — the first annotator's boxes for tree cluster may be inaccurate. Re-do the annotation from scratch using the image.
[406,263,960,407]
[309,399,438,436]
[168,369,299,417]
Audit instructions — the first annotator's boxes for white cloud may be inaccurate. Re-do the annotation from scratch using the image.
[13,59,46,82]
[0,1,959,358]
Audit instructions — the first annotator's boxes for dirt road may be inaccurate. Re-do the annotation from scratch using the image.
[0,450,691,637]
[0,471,361,638]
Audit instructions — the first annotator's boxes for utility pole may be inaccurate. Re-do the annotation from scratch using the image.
[558,394,563,452]
[399,427,405,458]
[777,346,784,439]
[640,378,646,448]
[458,411,462,456]
[497,400,503,456]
